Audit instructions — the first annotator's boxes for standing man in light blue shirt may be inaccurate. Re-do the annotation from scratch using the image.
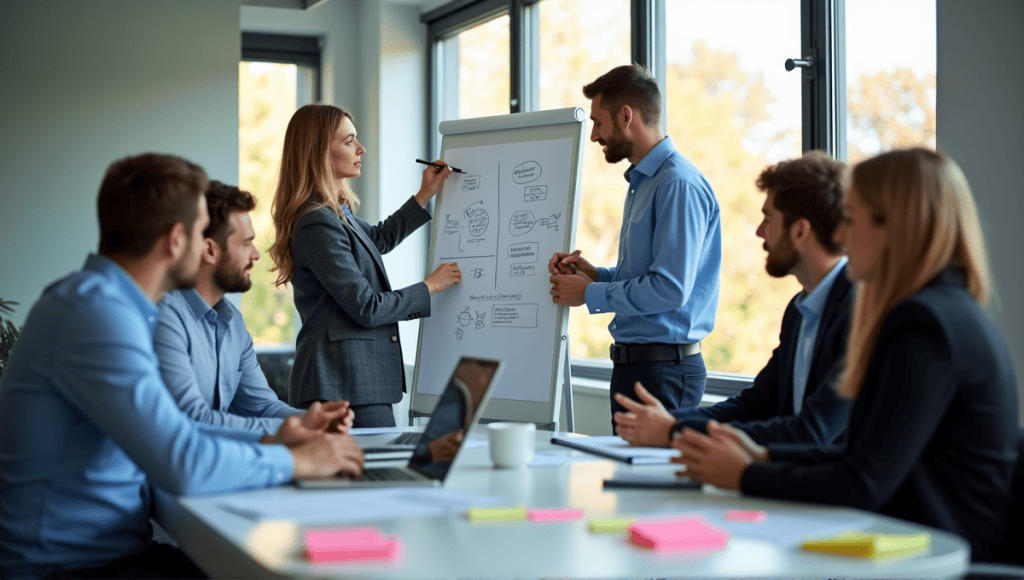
[549,64,722,426]
[0,154,363,579]
[154,181,354,434]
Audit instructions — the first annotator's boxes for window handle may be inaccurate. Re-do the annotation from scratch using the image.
[785,53,816,80]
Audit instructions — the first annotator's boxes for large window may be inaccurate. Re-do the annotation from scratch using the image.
[663,0,803,376]
[538,0,631,360]
[845,0,936,163]
[435,12,511,123]
[239,33,320,346]
[425,0,937,388]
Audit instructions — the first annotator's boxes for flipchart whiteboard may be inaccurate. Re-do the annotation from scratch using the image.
[411,108,586,427]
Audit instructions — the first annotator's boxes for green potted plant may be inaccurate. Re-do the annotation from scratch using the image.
[0,299,20,380]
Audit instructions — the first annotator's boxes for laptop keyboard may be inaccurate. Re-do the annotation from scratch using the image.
[391,432,422,446]
[358,467,421,482]
[361,447,413,454]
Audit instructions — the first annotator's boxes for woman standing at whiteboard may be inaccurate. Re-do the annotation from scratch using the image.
[270,104,461,427]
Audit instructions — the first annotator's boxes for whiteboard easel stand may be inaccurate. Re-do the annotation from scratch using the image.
[408,335,574,432]
[559,334,574,433]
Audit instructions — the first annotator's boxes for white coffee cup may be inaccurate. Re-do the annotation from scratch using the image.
[488,422,536,468]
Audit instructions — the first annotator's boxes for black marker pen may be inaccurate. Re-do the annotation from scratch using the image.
[416,158,465,174]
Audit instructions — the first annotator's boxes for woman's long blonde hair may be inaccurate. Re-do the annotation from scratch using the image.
[269,104,361,287]
[838,147,992,398]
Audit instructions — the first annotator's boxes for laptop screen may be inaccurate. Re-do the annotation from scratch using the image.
[407,357,501,481]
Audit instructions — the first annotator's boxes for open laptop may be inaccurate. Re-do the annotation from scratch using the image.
[352,427,424,456]
[296,356,503,489]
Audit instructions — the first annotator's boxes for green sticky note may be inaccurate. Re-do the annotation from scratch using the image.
[467,506,528,523]
[801,531,930,560]
[589,516,636,533]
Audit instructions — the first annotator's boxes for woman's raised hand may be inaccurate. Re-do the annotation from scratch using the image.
[425,262,461,294]
[414,159,454,207]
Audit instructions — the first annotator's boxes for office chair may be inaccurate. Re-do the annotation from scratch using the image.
[965,427,1024,579]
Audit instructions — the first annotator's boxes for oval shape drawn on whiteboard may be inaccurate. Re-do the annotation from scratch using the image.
[512,161,542,184]
[509,211,536,236]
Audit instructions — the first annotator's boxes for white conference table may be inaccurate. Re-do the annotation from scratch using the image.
[154,428,970,579]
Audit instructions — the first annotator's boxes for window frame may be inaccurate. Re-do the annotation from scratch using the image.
[239,32,324,349]
[421,0,846,397]
[241,32,323,103]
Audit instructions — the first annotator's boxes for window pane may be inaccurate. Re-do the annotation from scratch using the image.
[665,0,803,375]
[538,0,630,361]
[238,61,313,346]
[439,15,511,121]
[845,0,936,164]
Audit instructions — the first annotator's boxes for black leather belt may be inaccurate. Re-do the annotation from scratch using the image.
[609,342,701,364]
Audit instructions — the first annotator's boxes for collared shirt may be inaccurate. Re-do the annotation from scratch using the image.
[154,289,300,433]
[791,257,849,413]
[584,137,722,344]
[0,254,293,577]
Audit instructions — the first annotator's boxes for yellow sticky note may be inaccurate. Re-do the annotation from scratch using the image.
[589,516,636,533]
[466,506,528,523]
[801,531,930,560]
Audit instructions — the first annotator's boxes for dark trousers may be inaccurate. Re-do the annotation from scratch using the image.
[609,353,706,430]
[351,403,397,428]
[47,542,206,579]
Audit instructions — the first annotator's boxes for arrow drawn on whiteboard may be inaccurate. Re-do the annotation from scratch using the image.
[464,201,484,219]
[538,213,562,231]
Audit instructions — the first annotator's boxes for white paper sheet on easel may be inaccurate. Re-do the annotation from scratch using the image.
[418,137,575,404]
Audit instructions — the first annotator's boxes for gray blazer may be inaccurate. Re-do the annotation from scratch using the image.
[289,197,432,407]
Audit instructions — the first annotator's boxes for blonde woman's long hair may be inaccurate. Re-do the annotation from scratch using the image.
[269,104,361,287]
[838,147,992,399]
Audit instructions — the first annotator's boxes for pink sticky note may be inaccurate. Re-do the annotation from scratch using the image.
[724,510,766,523]
[629,516,730,552]
[305,529,402,563]
[527,508,585,522]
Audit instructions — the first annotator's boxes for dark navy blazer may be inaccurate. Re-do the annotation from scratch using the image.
[742,268,1019,562]
[289,197,432,408]
[673,264,854,445]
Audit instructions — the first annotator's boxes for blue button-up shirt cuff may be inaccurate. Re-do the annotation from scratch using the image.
[596,267,613,283]
[262,443,296,484]
[585,282,611,314]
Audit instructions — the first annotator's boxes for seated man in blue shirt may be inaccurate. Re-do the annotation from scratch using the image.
[0,154,364,579]
[154,181,354,434]
[614,152,853,447]
[549,64,722,427]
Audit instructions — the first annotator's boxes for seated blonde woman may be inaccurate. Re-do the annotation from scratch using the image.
[674,147,1018,562]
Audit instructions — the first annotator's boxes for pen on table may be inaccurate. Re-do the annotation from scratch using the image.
[415,158,465,174]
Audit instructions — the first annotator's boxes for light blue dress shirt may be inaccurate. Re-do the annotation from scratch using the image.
[791,257,849,413]
[0,254,293,578]
[584,137,722,345]
[154,289,300,433]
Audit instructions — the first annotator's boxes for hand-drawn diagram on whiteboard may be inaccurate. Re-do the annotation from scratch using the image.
[422,137,575,403]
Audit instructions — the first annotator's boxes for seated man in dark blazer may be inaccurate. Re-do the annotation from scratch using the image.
[615,151,853,447]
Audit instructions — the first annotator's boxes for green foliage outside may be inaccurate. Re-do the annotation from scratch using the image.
[238,62,299,346]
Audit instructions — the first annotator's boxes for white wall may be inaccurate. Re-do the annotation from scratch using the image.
[936,0,1024,423]
[0,0,242,324]
[376,2,432,365]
